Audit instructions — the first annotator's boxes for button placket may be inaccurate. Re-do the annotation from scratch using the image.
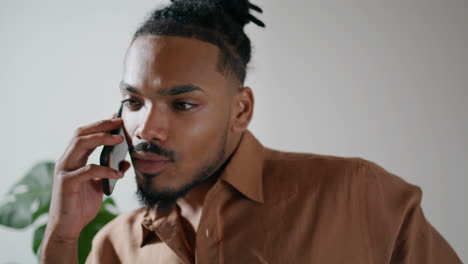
[195,182,224,263]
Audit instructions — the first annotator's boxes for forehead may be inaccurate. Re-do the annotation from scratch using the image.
[122,35,228,94]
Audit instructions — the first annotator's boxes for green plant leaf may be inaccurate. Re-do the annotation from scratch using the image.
[33,224,47,254]
[31,196,120,263]
[1,160,122,264]
[77,198,119,264]
[0,161,54,228]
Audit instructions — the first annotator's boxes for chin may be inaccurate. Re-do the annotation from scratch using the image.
[135,169,188,192]
[135,175,197,210]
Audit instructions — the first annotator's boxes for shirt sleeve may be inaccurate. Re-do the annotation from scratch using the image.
[85,225,121,264]
[361,160,462,264]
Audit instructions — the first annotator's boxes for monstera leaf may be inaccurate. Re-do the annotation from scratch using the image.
[1,160,121,264]
[33,224,47,254]
[33,197,119,263]
[77,197,119,263]
[0,161,55,228]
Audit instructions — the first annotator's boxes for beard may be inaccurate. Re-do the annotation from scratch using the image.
[134,127,228,211]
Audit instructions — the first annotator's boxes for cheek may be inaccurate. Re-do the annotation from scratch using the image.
[173,131,210,169]
[175,122,226,170]
[172,100,229,141]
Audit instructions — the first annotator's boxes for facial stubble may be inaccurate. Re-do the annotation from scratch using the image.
[134,127,228,210]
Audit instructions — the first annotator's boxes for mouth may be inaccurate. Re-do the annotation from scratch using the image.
[132,158,171,174]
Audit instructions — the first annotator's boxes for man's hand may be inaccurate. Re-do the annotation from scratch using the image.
[40,118,130,263]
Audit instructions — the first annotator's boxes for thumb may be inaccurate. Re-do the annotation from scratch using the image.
[118,160,131,173]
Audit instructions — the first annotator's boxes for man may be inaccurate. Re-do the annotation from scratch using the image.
[41,0,462,263]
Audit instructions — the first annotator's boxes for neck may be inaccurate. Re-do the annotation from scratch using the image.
[176,131,244,229]
[176,166,221,232]
[177,174,218,212]
[177,133,243,231]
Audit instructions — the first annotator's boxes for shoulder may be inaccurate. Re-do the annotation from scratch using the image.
[359,159,424,217]
[262,147,364,188]
[263,147,364,175]
[262,147,422,203]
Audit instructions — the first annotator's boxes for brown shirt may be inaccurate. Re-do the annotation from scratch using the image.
[86,130,462,264]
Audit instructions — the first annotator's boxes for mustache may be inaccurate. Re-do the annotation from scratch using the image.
[129,141,175,161]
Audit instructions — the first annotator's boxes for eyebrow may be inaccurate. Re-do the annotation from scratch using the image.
[119,81,205,96]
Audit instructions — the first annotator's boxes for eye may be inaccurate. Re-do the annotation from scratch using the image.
[173,102,197,111]
[121,98,142,110]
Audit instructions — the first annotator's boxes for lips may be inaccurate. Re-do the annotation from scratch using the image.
[132,159,170,174]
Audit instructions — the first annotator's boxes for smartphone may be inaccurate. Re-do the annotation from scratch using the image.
[100,104,129,195]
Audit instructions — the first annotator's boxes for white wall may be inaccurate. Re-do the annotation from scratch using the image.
[1,0,467,262]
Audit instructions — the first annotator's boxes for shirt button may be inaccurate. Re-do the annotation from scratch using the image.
[205,228,210,238]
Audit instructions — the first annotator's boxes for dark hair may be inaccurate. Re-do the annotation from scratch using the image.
[132,0,265,85]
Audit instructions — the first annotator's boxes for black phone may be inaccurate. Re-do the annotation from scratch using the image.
[100,104,129,195]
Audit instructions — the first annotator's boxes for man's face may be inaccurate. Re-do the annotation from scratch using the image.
[120,35,235,208]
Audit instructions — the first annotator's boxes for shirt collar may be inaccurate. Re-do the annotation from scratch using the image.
[219,129,265,203]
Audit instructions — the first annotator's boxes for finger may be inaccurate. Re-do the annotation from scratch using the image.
[76,133,123,150]
[90,178,104,194]
[62,133,124,171]
[74,118,123,137]
[65,164,124,186]
[118,160,131,173]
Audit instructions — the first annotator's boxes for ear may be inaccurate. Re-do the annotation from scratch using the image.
[230,86,254,133]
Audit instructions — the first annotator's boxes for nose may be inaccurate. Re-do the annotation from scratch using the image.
[135,104,169,143]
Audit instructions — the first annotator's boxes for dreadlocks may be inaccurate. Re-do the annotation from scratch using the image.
[132,0,265,85]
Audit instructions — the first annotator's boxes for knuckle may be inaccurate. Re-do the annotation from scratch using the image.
[99,133,114,143]
[54,158,64,170]
[97,132,108,139]
[96,119,107,126]
[56,170,66,179]
[55,171,69,184]
[71,136,84,148]
[74,126,86,137]
[53,166,61,177]
[86,164,106,178]
[81,164,91,173]
[105,133,118,142]
[84,164,97,172]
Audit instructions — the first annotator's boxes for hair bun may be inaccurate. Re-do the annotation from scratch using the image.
[217,0,265,28]
[170,0,265,28]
